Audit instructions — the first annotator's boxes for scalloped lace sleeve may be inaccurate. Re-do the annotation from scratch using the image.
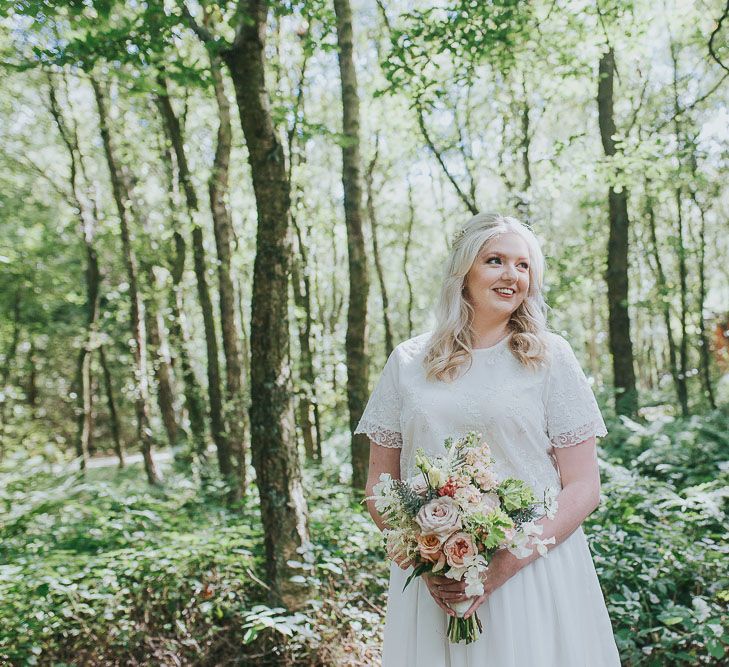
[543,336,608,448]
[354,349,403,449]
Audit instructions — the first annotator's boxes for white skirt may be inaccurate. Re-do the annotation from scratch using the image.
[382,526,621,667]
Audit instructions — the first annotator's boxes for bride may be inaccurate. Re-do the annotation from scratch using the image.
[356,213,621,666]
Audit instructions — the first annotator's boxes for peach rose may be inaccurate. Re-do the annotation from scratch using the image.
[417,532,444,562]
[443,531,477,568]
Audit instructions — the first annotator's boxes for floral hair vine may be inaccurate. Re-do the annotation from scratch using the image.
[451,227,467,246]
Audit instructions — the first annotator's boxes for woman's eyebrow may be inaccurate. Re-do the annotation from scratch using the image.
[483,251,530,260]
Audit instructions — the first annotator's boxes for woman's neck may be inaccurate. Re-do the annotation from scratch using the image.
[469,319,511,349]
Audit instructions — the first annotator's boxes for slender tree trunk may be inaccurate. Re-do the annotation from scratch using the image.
[144,288,179,447]
[364,139,394,358]
[290,221,319,460]
[208,57,249,496]
[47,77,101,471]
[687,156,717,409]
[91,76,160,485]
[0,290,21,459]
[644,188,684,410]
[215,0,309,605]
[160,140,207,463]
[156,77,234,486]
[99,344,125,468]
[404,178,415,339]
[674,187,690,417]
[670,42,692,417]
[284,48,321,463]
[334,0,370,492]
[597,48,638,415]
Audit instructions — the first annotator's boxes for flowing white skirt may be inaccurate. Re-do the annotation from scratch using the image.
[381,526,621,667]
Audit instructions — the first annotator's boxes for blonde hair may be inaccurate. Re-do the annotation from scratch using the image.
[424,212,550,382]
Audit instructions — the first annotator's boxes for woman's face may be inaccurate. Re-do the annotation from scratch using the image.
[463,232,531,320]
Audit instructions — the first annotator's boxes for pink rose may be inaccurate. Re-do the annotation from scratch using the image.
[443,531,477,568]
[415,497,462,538]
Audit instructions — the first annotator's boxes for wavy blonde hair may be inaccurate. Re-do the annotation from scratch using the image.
[424,212,550,382]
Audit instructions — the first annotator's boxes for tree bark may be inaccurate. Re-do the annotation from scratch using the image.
[212,0,310,605]
[364,139,394,358]
[644,187,685,412]
[99,344,125,468]
[156,76,234,486]
[597,48,638,415]
[334,0,370,492]
[47,76,101,471]
[160,139,207,463]
[208,56,249,496]
[687,151,717,409]
[91,76,160,485]
[404,178,416,339]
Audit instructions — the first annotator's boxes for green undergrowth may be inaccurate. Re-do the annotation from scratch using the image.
[0,408,727,665]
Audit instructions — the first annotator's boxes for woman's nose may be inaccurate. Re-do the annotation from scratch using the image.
[502,264,517,279]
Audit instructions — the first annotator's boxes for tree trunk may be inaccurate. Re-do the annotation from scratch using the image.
[208,57,249,497]
[687,150,717,409]
[144,286,180,447]
[291,220,319,461]
[99,344,125,468]
[364,139,394,358]
[334,0,370,492]
[160,139,207,463]
[673,187,690,417]
[0,290,21,459]
[91,76,160,485]
[47,77,101,471]
[644,188,685,412]
[597,48,638,415]
[404,178,416,338]
[156,76,234,486]
[219,0,310,606]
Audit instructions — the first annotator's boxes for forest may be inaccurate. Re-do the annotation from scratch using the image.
[0,0,728,665]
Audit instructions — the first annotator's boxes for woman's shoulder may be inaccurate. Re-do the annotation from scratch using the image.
[392,331,434,363]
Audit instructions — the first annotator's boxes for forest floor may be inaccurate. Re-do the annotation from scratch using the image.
[1,409,728,665]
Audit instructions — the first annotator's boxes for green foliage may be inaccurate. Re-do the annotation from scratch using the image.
[2,408,727,665]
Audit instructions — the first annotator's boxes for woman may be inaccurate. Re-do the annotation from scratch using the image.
[356,213,621,666]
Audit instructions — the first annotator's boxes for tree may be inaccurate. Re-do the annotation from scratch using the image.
[333,0,370,492]
[597,48,638,415]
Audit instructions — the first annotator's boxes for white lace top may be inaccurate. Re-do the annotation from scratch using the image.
[354,331,608,497]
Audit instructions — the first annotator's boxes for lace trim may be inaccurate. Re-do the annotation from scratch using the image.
[550,420,607,448]
[354,423,403,449]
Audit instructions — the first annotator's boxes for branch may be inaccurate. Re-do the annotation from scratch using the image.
[416,103,478,215]
[178,1,217,45]
[709,0,729,73]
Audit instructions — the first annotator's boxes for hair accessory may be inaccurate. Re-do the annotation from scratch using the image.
[451,227,467,246]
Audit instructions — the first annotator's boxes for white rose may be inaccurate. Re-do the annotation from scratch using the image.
[415,496,462,537]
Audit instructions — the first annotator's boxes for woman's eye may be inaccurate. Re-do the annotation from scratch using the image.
[486,257,500,264]
[519,263,529,269]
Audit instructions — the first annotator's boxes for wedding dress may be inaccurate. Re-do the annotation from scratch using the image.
[355,331,621,666]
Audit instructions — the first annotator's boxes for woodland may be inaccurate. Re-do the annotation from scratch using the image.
[0,0,728,665]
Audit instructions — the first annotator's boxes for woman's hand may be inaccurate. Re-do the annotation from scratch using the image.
[462,549,521,619]
[423,572,467,617]
[392,552,414,570]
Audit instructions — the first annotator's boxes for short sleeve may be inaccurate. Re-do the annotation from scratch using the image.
[353,349,403,449]
[543,336,608,448]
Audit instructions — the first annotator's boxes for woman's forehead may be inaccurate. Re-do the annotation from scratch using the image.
[479,233,530,258]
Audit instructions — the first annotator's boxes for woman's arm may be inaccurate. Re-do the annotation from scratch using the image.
[364,440,401,533]
[462,436,602,617]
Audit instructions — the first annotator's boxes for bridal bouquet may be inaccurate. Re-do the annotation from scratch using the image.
[368,431,558,644]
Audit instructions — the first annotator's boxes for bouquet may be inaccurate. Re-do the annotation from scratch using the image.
[368,431,558,644]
